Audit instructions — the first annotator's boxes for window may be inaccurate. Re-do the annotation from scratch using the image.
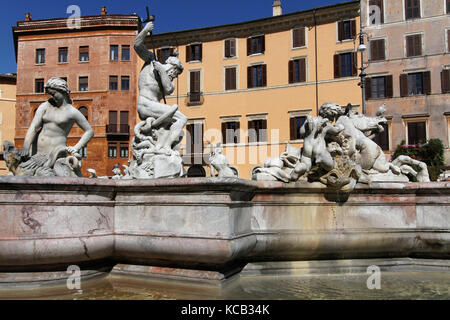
[108,110,118,133]
[338,20,356,41]
[80,146,87,158]
[290,116,306,140]
[79,76,88,91]
[334,52,357,78]
[185,123,204,156]
[225,67,237,91]
[373,122,389,151]
[109,76,118,91]
[248,119,267,143]
[406,34,422,57]
[120,144,129,158]
[289,58,306,83]
[224,39,236,58]
[79,106,88,120]
[35,78,44,93]
[369,0,384,24]
[79,46,89,62]
[405,0,421,20]
[189,71,201,104]
[110,45,119,61]
[407,121,426,145]
[447,0,450,14]
[121,76,130,91]
[442,69,450,93]
[366,75,393,99]
[247,35,265,55]
[108,143,117,158]
[120,111,129,134]
[247,64,267,88]
[157,47,174,63]
[292,28,306,48]
[221,121,240,144]
[186,44,202,62]
[370,39,386,61]
[58,47,68,63]
[121,45,130,61]
[400,72,431,96]
[36,49,45,64]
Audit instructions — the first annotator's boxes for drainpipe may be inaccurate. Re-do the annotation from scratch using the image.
[314,9,319,115]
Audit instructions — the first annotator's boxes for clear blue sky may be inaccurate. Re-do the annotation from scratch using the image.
[1,0,347,73]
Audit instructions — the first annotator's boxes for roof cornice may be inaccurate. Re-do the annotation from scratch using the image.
[148,1,359,48]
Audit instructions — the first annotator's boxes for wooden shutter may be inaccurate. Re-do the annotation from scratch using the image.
[186,45,192,62]
[248,120,255,142]
[190,71,200,93]
[231,68,236,90]
[351,52,358,76]
[365,77,372,100]
[120,111,128,126]
[247,38,252,56]
[448,30,450,52]
[400,74,409,97]
[414,35,422,56]
[225,68,236,90]
[441,69,450,93]
[293,28,305,47]
[261,119,267,142]
[247,66,253,88]
[221,123,227,144]
[225,40,230,58]
[423,71,431,95]
[186,124,194,156]
[198,44,203,61]
[288,60,294,84]
[299,58,306,82]
[334,54,341,78]
[235,121,240,143]
[290,117,296,140]
[406,36,413,57]
[338,21,344,41]
[109,110,117,124]
[386,75,394,98]
[350,20,357,39]
[262,64,267,87]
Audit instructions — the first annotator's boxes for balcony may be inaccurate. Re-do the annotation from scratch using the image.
[187,92,204,106]
[106,124,130,140]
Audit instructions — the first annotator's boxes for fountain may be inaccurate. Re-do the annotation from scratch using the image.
[0,18,449,299]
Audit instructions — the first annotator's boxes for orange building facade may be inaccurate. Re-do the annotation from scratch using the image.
[0,74,16,176]
[149,1,362,178]
[13,8,140,177]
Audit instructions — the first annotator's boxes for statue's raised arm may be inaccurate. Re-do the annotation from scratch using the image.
[133,22,155,63]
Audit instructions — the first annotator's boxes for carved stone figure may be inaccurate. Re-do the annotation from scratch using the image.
[112,163,123,180]
[253,102,430,192]
[127,21,186,179]
[3,78,93,177]
[209,144,237,178]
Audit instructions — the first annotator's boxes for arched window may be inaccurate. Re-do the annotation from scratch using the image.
[79,106,88,121]
[187,165,206,177]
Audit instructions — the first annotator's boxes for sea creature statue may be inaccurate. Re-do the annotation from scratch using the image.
[126,20,186,179]
[253,102,429,193]
[3,78,93,177]
[209,144,237,178]
[112,163,123,180]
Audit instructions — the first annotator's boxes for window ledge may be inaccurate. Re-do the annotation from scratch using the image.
[291,46,307,50]
[223,56,237,60]
[248,53,265,57]
[35,64,45,66]
[58,62,68,65]
[187,60,202,64]
[79,61,90,63]
[337,39,354,44]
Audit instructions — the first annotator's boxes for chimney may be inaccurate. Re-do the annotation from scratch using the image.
[272,0,282,16]
[101,6,107,16]
[25,13,32,21]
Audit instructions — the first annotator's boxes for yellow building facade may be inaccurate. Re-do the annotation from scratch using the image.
[148,1,362,179]
[0,74,16,176]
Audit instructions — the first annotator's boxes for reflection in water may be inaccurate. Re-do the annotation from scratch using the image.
[1,271,449,300]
